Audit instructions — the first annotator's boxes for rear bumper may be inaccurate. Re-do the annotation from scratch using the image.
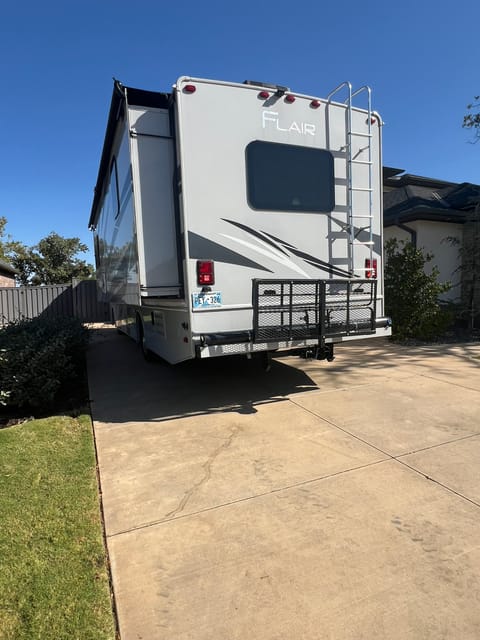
[193,318,391,359]
[193,278,390,359]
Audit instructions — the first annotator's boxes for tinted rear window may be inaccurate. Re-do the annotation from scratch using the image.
[246,141,335,213]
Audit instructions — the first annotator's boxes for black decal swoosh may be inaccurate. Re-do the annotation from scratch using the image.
[188,231,273,272]
[219,220,355,278]
[261,231,354,278]
[222,219,290,256]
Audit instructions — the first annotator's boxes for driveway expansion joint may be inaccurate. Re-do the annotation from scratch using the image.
[395,432,480,458]
[288,398,480,511]
[105,458,388,539]
[395,457,480,510]
[414,372,480,393]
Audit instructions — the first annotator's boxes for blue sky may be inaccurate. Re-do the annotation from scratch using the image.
[1,0,478,266]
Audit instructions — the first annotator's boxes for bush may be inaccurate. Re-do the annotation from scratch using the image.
[384,239,452,342]
[0,316,89,412]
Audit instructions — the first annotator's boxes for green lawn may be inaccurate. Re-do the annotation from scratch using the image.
[0,415,116,640]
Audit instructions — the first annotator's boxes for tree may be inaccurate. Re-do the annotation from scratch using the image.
[460,98,480,326]
[25,232,94,285]
[384,239,451,341]
[463,96,480,142]
[0,218,29,280]
[1,219,94,285]
[447,201,480,330]
[0,216,11,262]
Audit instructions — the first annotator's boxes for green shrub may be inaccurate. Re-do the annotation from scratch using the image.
[384,239,452,342]
[0,316,89,412]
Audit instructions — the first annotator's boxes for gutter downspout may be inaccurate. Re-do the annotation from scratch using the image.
[396,221,417,247]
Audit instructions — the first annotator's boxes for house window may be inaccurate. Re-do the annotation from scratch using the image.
[246,141,335,213]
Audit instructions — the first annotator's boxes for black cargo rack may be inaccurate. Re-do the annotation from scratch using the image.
[252,279,377,344]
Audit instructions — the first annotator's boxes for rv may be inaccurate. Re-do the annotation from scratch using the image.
[89,77,391,365]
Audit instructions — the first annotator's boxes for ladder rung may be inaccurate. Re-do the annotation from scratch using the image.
[353,241,374,246]
[352,215,373,219]
[351,160,373,165]
[351,187,373,192]
[349,131,372,138]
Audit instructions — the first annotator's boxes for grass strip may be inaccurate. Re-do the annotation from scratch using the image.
[0,414,116,640]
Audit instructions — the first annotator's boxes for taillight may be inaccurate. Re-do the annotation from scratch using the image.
[197,260,215,286]
[365,258,377,279]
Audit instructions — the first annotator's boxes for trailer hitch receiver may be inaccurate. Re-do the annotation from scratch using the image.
[302,344,334,362]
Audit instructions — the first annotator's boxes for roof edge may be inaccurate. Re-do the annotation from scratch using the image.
[88,81,126,229]
[384,206,467,226]
[88,81,171,229]
[0,260,18,274]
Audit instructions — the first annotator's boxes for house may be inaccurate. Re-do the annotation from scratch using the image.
[383,168,480,303]
[0,260,16,287]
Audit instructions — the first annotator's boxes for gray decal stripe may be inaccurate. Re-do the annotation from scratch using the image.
[222,219,290,256]
[261,231,353,278]
[188,231,273,273]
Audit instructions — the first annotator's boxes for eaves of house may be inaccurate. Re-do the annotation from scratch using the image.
[383,168,480,227]
[0,260,17,276]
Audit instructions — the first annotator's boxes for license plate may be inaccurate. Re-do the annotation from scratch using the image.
[192,291,222,309]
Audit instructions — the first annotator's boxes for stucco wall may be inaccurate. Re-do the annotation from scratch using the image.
[384,221,463,302]
[384,225,411,245]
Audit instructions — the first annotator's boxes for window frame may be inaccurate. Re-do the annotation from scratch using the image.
[110,157,120,219]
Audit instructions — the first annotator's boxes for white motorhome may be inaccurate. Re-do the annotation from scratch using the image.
[89,77,391,364]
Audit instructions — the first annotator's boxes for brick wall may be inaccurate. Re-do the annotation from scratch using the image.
[0,274,15,287]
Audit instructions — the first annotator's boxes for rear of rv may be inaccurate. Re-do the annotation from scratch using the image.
[174,77,391,360]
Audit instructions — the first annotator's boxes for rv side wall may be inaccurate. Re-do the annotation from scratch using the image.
[94,122,140,311]
[128,105,181,297]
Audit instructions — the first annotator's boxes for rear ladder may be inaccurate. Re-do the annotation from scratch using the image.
[326,82,374,276]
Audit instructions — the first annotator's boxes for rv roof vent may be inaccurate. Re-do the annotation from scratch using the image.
[243,80,290,95]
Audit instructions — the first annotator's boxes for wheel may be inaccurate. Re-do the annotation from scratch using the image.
[136,316,155,362]
[111,308,122,334]
[254,350,272,372]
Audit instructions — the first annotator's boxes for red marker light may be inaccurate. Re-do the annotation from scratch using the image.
[365,258,377,279]
[285,94,295,103]
[310,100,321,109]
[258,90,269,99]
[197,260,215,286]
[184,84,196,94]
[370,117,376,124]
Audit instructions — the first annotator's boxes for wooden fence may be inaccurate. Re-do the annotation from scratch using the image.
[0,279,109,327]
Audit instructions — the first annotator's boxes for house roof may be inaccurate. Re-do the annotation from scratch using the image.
[0,260,17,275]
[383,168,480,226]
[383,167,458,191]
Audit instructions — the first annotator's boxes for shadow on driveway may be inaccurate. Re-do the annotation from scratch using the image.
[87,326,319,424]
[87,325,480,424]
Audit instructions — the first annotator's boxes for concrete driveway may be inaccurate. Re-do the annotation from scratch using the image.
[87,327,480,639]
